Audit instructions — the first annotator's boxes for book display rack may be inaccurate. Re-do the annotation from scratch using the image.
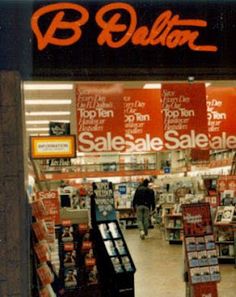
[182,203,220,297]
[91,181,136,297]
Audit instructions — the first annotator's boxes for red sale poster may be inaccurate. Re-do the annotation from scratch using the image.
[122,89,163,152]
[36,191,60,224]
[207,87,236,150]
[161,83,208,150]
[76,83,125,152]
[182,203,213,236]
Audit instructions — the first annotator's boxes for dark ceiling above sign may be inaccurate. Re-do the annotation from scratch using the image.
[0,0,236,80]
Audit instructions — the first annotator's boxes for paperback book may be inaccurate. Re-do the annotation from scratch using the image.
[121,256,134,272]
[185,237,196,252]
[204,234,216,250]
[187,251,199,267]
[207,249,218,266]
[111,257,124,273]
[104,240,117,256]
[209,265,221,282]
[190,267,202,284]
[197,250,208,266]
[200,266,211,282]
[115,239,127,255]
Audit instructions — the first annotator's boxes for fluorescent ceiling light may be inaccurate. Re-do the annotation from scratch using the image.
[25,111,71,116]
[25,99,72,105]
[26,120,70,124]
[27,127,49,131]
[23,83,74,90]
[29,133,49,136]
[143,83,162,89]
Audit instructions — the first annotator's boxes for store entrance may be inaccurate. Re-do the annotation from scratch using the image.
[23,80,236,296]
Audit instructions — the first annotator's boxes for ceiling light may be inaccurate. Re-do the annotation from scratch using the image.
[29,133,49,136]
[26,120,70,124]
[143,83,162,89]
[25,111,71,116]
[25,99,72,105]
[23,83,74,90]
[26,128,49,131]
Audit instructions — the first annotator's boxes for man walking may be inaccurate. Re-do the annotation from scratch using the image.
[133,179,155,240]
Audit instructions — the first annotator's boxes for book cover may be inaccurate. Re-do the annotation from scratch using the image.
[115,239,127,255]
[204,234,216,250]
[34,241,50,263]
[63,243,76,268]
[108,222,121,238]
[32,220,48,241]
[32,199,47,220]
[104,240,116,256]
[45,220,55,244]
[185,237,196,252]
[121,256,134,272]
[61,226,73,242]
[195,236,206,251]
[187,251,199,267]
[221,206,235,223]
[190,267,202,284]
[215,206,235,223]
[214,206,224,223]
[64,268,77,289]
[198,250,208,266]
[86,265,99,285]
[209,265,221,282]
[207,249,218,265]
[98,223,111,239]
[37,264,54,286]
[81,240,93,252]
[111,257,124,273]
[200,266,211,282]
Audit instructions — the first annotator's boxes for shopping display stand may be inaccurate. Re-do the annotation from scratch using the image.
[182,203,220,297]
[91,181,136,297]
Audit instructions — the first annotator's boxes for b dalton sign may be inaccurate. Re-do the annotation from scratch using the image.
[32,3,218,52]
[0,0,236,80]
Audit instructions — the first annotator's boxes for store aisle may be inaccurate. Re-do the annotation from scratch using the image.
[124,227,236,297]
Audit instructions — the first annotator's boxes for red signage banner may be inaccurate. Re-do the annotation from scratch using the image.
[123,89,163,152]
[207,87,236,149]
[36,191,60,224]
[161,83,208,150]
[76,83,125,152]
[75,83,236,153]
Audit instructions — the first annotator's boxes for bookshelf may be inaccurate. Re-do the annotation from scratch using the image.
[164,213,183,244]
[214,223,236,265]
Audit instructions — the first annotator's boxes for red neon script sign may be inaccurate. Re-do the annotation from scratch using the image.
[31,2,218,52]
[31,3,89,50]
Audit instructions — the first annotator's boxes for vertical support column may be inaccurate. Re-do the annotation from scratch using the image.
[0,71,30,297]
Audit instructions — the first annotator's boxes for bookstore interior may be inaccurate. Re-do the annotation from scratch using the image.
[26,80,236,297]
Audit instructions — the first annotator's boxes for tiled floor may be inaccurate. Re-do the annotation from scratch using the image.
[124,227,236,297]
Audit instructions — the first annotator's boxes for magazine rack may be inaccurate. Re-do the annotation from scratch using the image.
[91,181,136,297]
[182,203,220,297]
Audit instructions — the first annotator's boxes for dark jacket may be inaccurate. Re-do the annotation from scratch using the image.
[133,184,155,211]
